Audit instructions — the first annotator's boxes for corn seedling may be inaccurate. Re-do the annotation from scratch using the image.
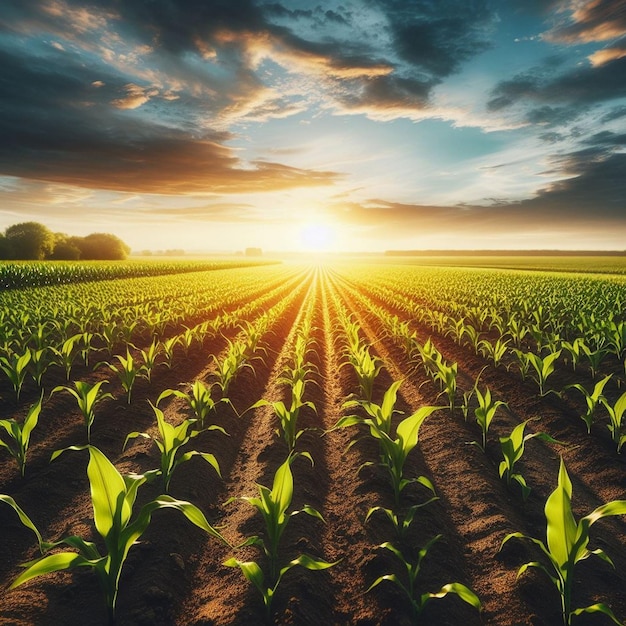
[229,454,324,580]
[160,335,179,369]
[0,393,43,476]
[339,383,439,505]
[580,342,609,380]
[473,386,507,451]
[157,379,231,430]
[373,404,439,506]
[461,324,482,355]
[0,347,31,401]
[499,419,562,500]
[347,344,385,401]
[434,361,457,413]
[367,536,481,623]
[100,349,141,404]
[479,337,510,369]
[507,316,529,348]
[51,379,113,442]
[135,338,160,383]
[253,379,315,451]
[605,320,626,359]
[600,391,626,452]
[226,454,333,619]
[0,446,229,623]
[124,403,221,493]
[28,347,49,388]
[561,337,584,371]
[212,339,254,396]
[564,374,611,433]
[501,457,626,625]
[224,554,335,622]
[365,497,438,540]
[51,332,82,380]
[525,349,562,397]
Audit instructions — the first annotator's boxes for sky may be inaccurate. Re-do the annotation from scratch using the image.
[0,0,625,253]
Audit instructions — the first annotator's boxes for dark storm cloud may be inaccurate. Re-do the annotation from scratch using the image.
[328,147,626,235]
[375,0,494,78]
[488,56,626,115]
[522,150,626,223]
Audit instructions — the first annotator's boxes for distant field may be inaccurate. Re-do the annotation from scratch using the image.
[382,254,626,274]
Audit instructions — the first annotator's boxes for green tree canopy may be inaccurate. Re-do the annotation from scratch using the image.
[76,233,130,260]
[5,222,55,260]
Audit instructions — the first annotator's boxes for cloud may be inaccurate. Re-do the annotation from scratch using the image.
[488,56,626,117]
[111,83,157,110]
[544,0,626,44]
[589,44,626,66]
[378,0,494,77]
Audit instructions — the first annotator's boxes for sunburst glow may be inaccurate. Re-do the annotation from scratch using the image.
[298,221,337,253]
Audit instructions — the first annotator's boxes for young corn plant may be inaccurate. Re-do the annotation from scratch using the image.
[252,379,315,451]
[51,380,113,443]
[0,347,32,401]
[225,454,334,620]
[499,419,561,500]
[0,446,229,623]
[347,344,385,402]
[159,335,179,369]
[473,386,507,451]
[365,495,438,540]
[339,382,439,506]
[525,349,562,397]
[28,347,49,389]
[124,403,221,493]
[339,380,403,438]
[564,374,611,433]
[600,391,626,452]
[100,349,141,404]
[478,337,510,369]
[367,536,481,623]
[135,338,160,383]
[561,337,584,371]
[51,332,82,380]
[434,361,457,414]
[500,457,626,625]
[0,393,43,476]
[581,341,608,379]
[157,379,231,431]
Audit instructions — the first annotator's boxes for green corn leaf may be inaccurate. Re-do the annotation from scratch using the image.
[11,552,94,589]
[571,603,624,625]
[224,558,266,594]
[545,458,577,573]
[0,494,45,551]
[87,446,129,538]
[428,582,482,611]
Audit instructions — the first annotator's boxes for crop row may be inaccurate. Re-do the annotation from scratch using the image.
[0,259,278,289]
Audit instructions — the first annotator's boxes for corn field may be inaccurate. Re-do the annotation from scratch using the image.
[0,258,625,626]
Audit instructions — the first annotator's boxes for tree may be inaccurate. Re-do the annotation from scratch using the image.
[49,233,81,260]
[76,233,130,260]
[4,222,55,260]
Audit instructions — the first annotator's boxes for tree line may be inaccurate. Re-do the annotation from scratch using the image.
[0,222,130,260]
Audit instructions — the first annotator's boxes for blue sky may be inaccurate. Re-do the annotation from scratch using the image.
[0,0,624,252]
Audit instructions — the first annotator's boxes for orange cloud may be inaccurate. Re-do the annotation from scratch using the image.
[588,46,626,66]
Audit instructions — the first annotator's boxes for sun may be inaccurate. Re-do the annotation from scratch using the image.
[298,221,337,253]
